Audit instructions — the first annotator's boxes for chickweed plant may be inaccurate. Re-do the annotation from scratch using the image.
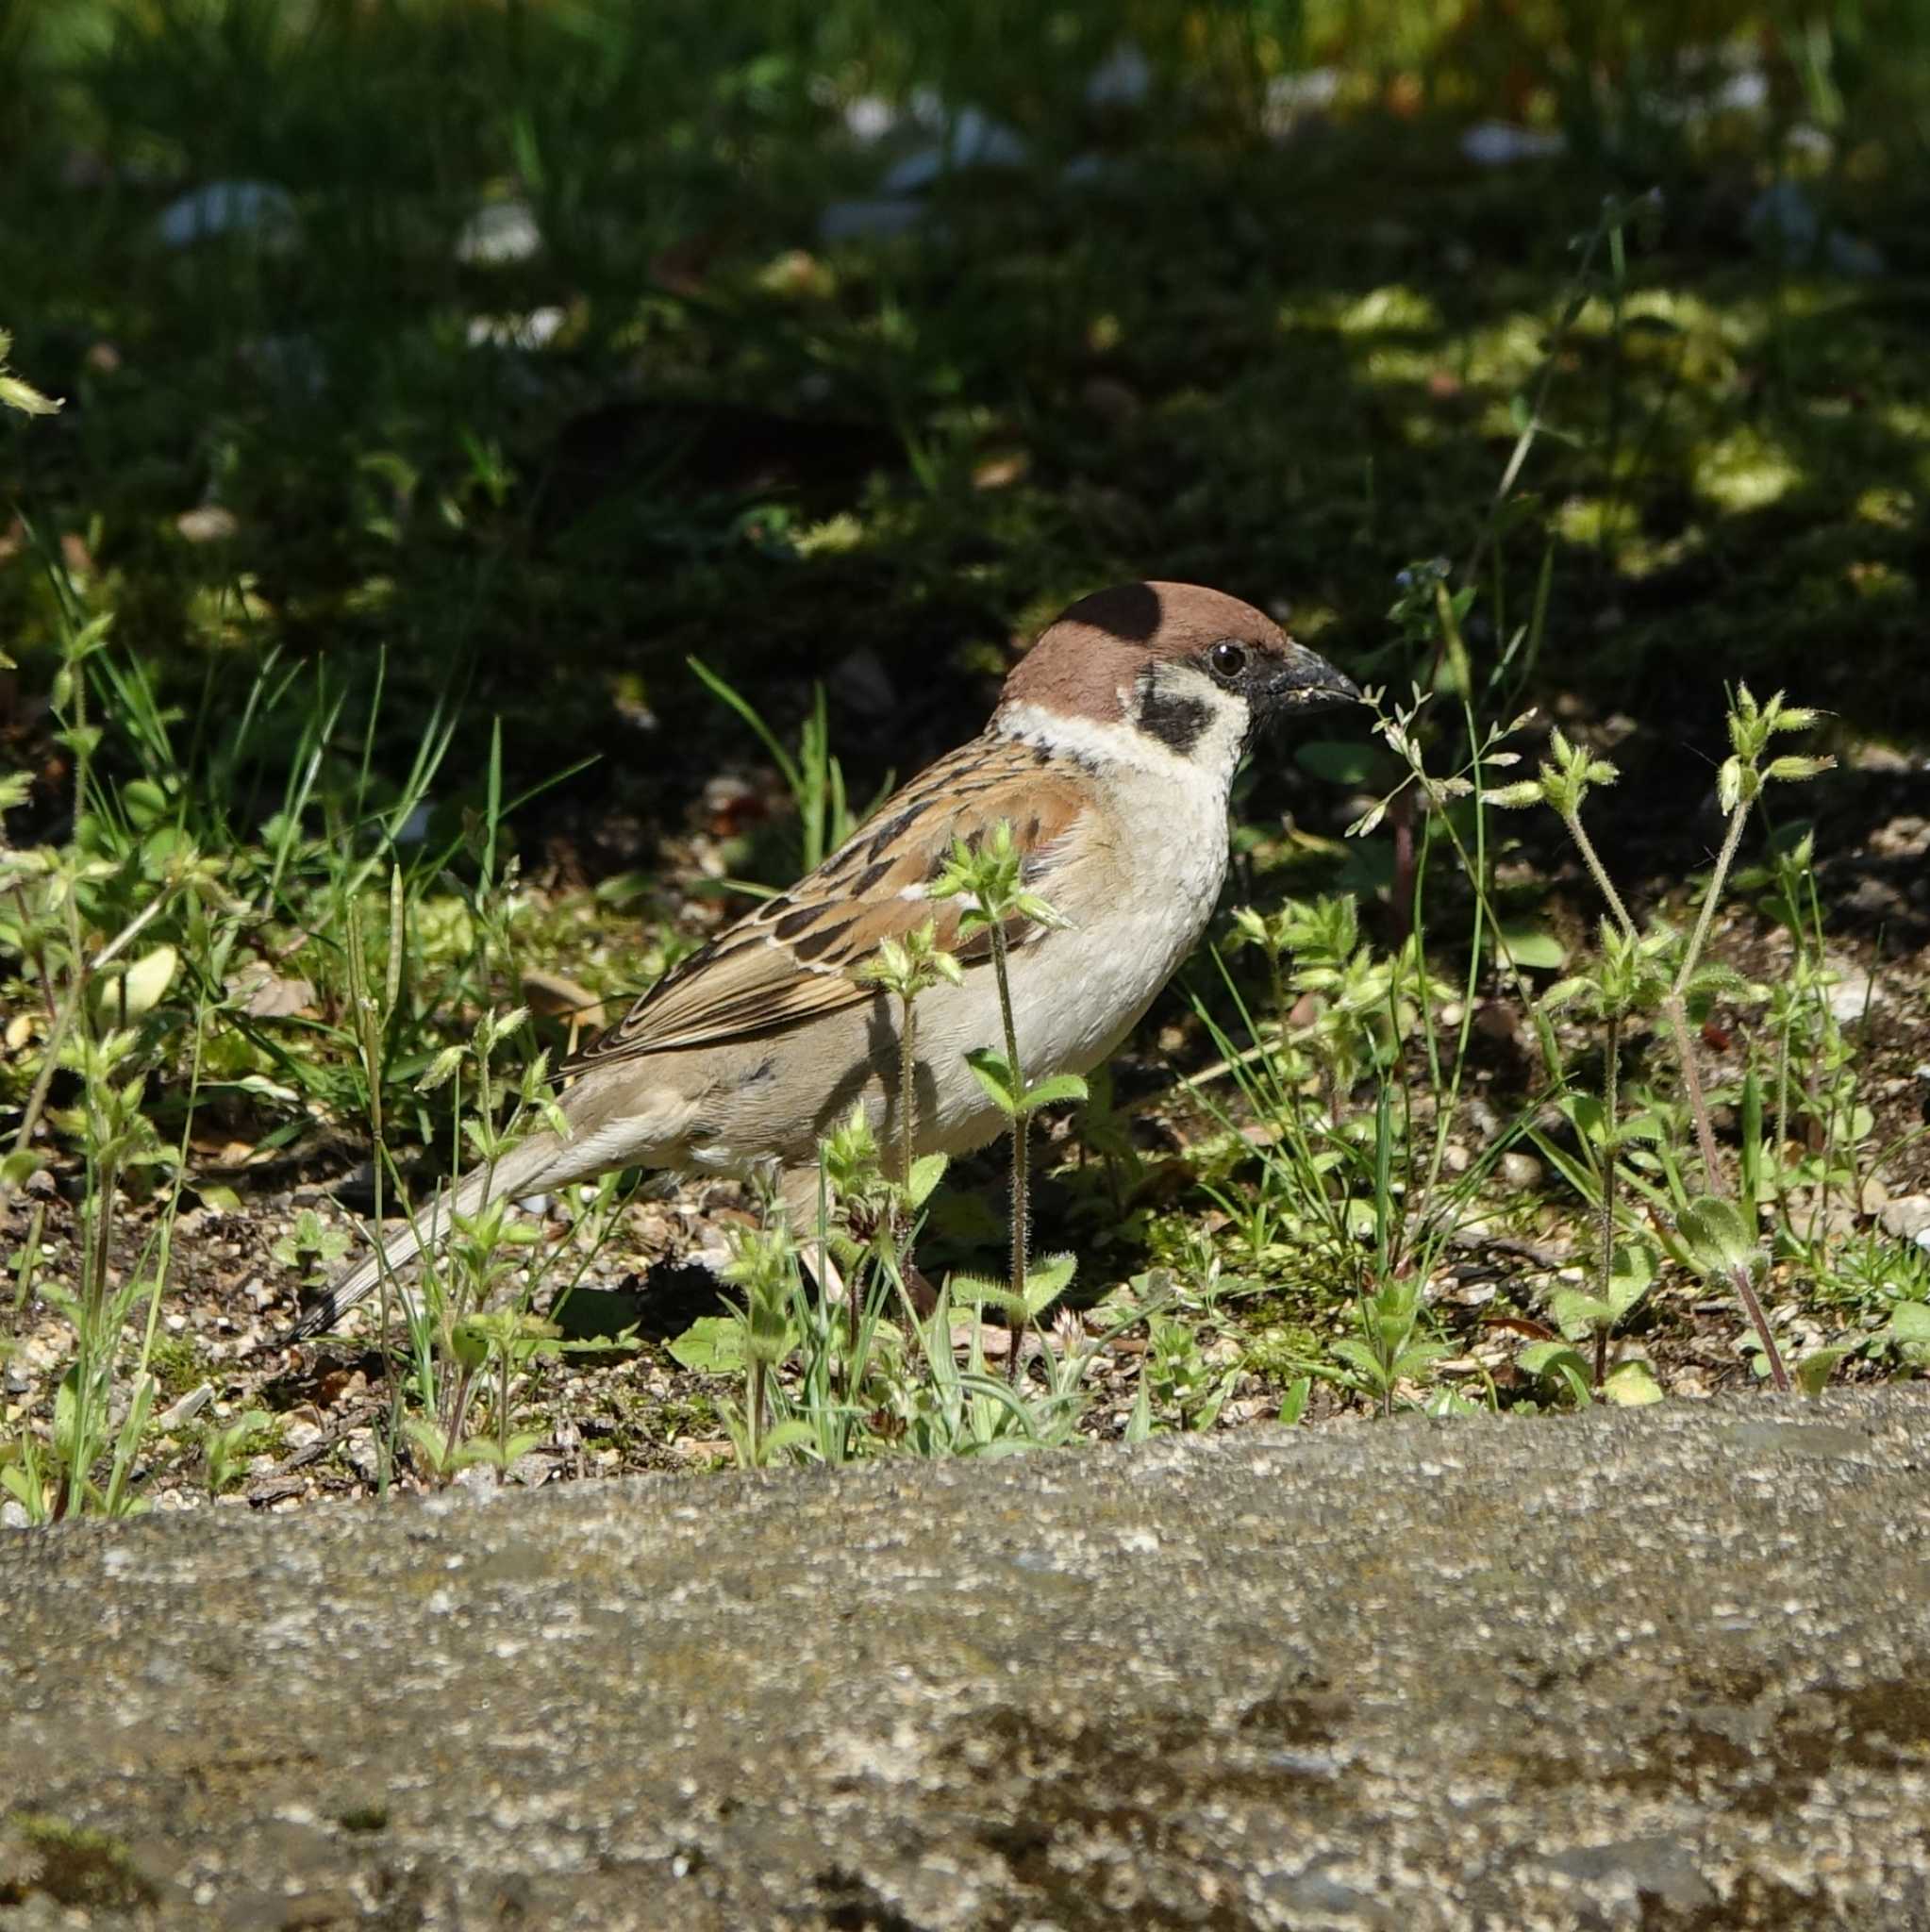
[3,586,227,1516]
[673,1111,1132,1470]
[0,523,609,1508]
[854,916,962,1198]
[1482,686,1834,1393]
[1187,580,1839,1417]
[928,823,1090,1378]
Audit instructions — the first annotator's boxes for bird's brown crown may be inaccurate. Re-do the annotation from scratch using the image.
[996,580,1291,724]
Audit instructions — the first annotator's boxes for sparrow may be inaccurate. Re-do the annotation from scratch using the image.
[290,581,1359,1339]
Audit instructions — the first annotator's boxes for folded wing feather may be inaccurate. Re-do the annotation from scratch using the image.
[564,738,1094,1070]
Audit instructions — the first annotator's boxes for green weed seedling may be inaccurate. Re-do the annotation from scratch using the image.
[853,917,962,1200]
[810,1101,941,1399]
[405,1311,559,1484]
[271,1208,351,1290]
[929,822,1087,1379]
[669,1097,1126,1469]
[201,1408,276,1496]
[0,582,230,1518]
[709,1220,814,1471]
[1132,1315,1240,1436]
[1486,685,1834,1391]
[1329,1274,1454,1420]
[1541,1242,1666,1407]
[1872,1302,1930,1375]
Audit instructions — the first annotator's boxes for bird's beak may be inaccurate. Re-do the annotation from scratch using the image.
[1262,641,1362,715]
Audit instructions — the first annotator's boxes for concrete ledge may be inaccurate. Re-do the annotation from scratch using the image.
[4,1392,1927,1929]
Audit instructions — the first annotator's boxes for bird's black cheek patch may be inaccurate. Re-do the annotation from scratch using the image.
[1136,680,1212,756]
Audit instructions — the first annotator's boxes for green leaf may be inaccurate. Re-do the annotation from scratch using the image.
[907,1153,948,1208]
[119,944,179,1019]
[1277,1375,1312,1426]
[1024,1251,1078,1316]
[1330,1338,1387,1386]
[122,778,173,828]
[1493,924,1566,972]
[1606,1241,1656,1319]
[1192,1368,1240,1431]
[1717,756,1746,814]
[1764,755,1833,785]
[1482,780,1548,810]
[1683,961,1760,1004]
[1675,1196,1758,1281]
[1019,1072,1089,1112]
[950,1273,1025,1318]
[1793,1347,1853,1397]
[53,1362,85,1460]
[758,1420,819,1460]
[1518,1341,1592,1394]
[403,1417,454,1472]
[0,371,61,416]
[1391,1341,1452,1381]
[113,1372,157,1467]
[1550,1290,1613,1340]
[1541,974,1597,1013]
[1888,1302,1930,1341]
[416,1044,466,1093]
[1,1463,49,1516]
[1601,1359,1665,1406]
[668,1315,746,1374]
[963,1047,1021,1116]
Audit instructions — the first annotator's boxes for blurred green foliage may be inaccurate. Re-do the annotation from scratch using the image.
[2,0,1928,826]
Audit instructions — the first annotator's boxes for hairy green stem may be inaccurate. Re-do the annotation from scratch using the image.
[1561,809,1639,940]
[989,918,1029,1383]
[1594,1009,1621,1391]
[1461,219,1607,589]
[497,1341,511,1480]
[1664,997,1789,1391]
[1567,792,1786,1391]
[68,621,92,842]
[1417,708,1491,1222]
[1675,804,1750,995]
[896,992,918,1195]
[1672,800,1789,1389]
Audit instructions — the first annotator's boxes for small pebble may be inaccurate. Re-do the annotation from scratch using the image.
[1498,1151,1542,1190]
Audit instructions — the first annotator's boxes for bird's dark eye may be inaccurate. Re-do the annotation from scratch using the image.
[1208,640,1248,682]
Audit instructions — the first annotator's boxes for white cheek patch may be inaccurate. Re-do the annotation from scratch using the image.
[995,680,1249,791]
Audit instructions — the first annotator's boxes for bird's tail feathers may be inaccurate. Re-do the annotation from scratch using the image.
[285,1130,578,1343]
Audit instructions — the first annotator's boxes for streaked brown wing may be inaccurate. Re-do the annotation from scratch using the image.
[564,737,1095,1071]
